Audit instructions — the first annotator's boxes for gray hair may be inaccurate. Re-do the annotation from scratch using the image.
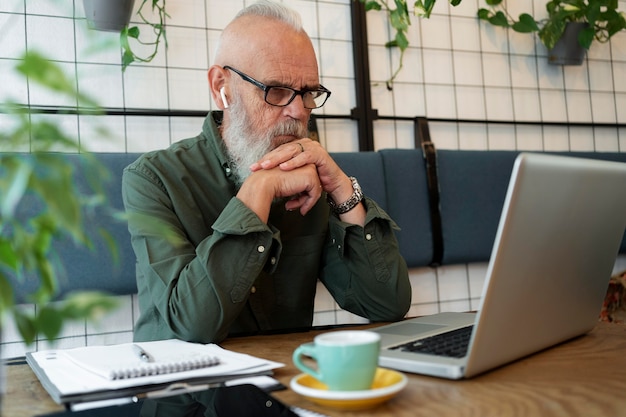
[235,0,303,32]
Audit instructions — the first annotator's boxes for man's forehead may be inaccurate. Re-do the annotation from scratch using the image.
[257,60,320,87]
[237,37,319,87]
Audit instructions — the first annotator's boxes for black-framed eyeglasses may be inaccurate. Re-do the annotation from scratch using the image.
[223,65,331,109]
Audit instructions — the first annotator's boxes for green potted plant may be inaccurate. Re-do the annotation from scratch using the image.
[0,50,175,332]
[83,0,168,70]
[478,0,626,65]
[0,52,120,348]
[0,51,122,414]
[358,0,463,89]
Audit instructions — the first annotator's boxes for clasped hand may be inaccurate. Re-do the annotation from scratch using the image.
[237,138,349,221]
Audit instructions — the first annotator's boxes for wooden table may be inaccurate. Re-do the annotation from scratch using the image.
[4,321,626,417]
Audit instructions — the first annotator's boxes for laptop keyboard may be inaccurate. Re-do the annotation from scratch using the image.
[389,325,474,358]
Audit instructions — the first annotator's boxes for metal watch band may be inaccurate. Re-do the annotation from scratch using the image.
[326,176,364,214]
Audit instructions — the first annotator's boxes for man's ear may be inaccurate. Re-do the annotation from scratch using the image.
[208,66,229,110]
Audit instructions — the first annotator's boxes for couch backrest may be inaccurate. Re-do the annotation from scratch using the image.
[436,150,626,265]
[8,153,142,303]
[7,149,626,303]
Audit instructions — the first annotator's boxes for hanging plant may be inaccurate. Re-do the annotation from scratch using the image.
[477,0,626,52]
[83,0,168,71]
[358,0,463,89]
[120,0,168,70]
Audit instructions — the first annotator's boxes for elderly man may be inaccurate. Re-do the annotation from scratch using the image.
[122,0,411,345]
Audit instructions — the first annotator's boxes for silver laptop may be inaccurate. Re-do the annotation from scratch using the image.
[374,152,626,379]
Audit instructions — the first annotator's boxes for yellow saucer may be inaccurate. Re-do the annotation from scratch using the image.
[290,367,407,411]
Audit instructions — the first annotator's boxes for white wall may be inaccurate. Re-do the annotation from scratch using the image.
[1,0,624,358]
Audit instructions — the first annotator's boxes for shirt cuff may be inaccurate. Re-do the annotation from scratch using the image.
[212,197,272,235]
[328,196,400,257]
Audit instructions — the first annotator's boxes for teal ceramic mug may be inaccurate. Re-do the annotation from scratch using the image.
[292,330,380,391]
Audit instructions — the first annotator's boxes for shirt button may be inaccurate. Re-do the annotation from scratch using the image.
[270,257,277,265]
[257,245,265,253]
[250,286,257,294]
[365,233,372,241]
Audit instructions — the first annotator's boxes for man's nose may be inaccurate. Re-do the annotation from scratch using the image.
[282,94,311,121]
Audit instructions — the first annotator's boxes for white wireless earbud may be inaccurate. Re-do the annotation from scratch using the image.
[220,87,229,109]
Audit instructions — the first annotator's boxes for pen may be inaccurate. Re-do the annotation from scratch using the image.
[133,344,154,363]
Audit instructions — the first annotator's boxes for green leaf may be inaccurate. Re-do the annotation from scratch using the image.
[512,14,540,33]
[1,158,32,219]
[414,0,433,17]
[122,49,136,70]
[37,305,64,341]
[389,8,410,32]
[395,30,409,51]
[28,119,81,153]
[13,309,37,345]
[16,51,99,109]
[604,9,626,38]
[539,19,567,50]
[477,8,491,20]
[30,257,57,305]
[0,238,19,270]
[578,26,594,49]
[60,291,118,320]
[422,0,435,10]
[488,11,511,28]
[485,0,503,5]
[0,272,15,312]
[16,52,75,97]
[585,1,601,25]
[127,26,141,39]
[362,1,382,12]
[418,0,435,16]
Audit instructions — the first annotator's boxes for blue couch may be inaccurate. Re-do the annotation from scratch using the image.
[9,149,626,303]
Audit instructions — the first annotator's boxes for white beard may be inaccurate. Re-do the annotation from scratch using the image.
[221,98,309,187]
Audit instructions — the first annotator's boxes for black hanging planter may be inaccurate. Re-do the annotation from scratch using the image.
[548,22,589,66]
[83,0,136,32]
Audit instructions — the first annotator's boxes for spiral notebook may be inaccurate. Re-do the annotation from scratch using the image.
[62,339,221,380]
[26,339,284,406]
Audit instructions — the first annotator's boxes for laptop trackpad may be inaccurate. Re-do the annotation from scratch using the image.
[376,323,446,336]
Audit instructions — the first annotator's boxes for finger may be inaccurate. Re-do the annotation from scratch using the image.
[250,141,306,172]
[264,141,305,169]
[284,181,322,215]
[287,193,318,216]
[285,195,305,212]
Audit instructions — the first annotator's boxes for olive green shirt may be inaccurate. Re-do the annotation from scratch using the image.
[123,112,411,343]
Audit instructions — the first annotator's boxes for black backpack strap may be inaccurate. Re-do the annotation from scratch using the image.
[415,117,443,266]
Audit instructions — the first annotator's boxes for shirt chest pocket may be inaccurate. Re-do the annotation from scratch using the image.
[271,233,324,308]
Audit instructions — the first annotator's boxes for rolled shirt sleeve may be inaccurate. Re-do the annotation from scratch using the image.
[321,196,411,322]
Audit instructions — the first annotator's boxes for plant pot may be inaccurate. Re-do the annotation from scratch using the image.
[83,0,136,32]
[548,22,588,66]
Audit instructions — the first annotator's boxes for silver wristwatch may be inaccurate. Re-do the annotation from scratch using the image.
[326,176,364,214]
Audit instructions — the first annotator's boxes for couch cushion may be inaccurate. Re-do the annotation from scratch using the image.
[436,150,519,265]
[379,149,433,268]
[9,153,141,303]
[331,151,387,210]
[437,150,626,265]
